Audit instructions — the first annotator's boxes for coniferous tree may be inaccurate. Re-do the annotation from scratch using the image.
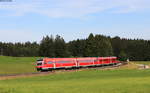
[54,35,68,57]
[39,35,55,57]
[84,33,95,57]
[68,39,86,57]
[94,35,113,57]
[0,33,150,61]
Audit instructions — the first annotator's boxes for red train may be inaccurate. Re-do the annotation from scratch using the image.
[36,57,119,71]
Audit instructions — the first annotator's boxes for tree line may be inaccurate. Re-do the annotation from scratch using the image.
[0,33,150,61]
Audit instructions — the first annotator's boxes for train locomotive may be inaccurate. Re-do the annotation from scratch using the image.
[36,57,119,71]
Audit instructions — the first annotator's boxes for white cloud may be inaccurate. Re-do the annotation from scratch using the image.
[0,0,150,18]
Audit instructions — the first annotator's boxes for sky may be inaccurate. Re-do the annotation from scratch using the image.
[0,0,150,42]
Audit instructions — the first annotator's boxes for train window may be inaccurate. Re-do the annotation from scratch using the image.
[112,59,116,61]
[37,59,43,66]
[103,59,108,61]
[56,61,72,63]
[94,59,98,62]
[37,59,43,61]
[48,62,54,64]
[78,60,94,62]
[37,63,42,66]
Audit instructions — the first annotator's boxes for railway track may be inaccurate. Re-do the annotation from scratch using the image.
[0,63,124,80]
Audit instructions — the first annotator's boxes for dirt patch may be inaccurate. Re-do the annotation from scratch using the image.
[116,62,138,70]
[137,64,150,69]
[0,72,50,80]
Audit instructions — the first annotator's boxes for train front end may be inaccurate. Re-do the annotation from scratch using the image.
[36,59,44,71]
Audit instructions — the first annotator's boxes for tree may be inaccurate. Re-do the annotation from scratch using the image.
[0,33,150,61]
[84,33,96,57]
[94,35,113,57]
[118,50,127,61]
[39,35,55,57]
[54,35,68,57]
[68,39,86,57]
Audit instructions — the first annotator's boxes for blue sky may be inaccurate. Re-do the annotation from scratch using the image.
[0,0,150,42]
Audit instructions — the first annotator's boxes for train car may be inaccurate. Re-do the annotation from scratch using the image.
[76,57,97,67]
[54,58,77,68]
[36,58,55,71]
[97,57,117,65]
[36,57,119,71]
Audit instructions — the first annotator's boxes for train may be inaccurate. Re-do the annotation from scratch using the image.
[36,57,120,71]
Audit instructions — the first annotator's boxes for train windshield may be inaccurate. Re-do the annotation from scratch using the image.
[37,59,43,66]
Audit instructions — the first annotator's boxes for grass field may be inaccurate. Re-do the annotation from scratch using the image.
[0,56,150,74]
[1,56,150,93]
[1,69,150,93]
[0,56,41,74]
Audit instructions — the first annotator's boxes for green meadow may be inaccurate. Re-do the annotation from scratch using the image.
[0,56,41,74]
[1,69,150,93]
[0,56,150,74]
[0,56,150,93]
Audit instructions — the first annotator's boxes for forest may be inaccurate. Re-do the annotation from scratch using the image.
[0,33,150,61]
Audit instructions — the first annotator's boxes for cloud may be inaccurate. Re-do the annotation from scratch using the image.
[0,0,150,18]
